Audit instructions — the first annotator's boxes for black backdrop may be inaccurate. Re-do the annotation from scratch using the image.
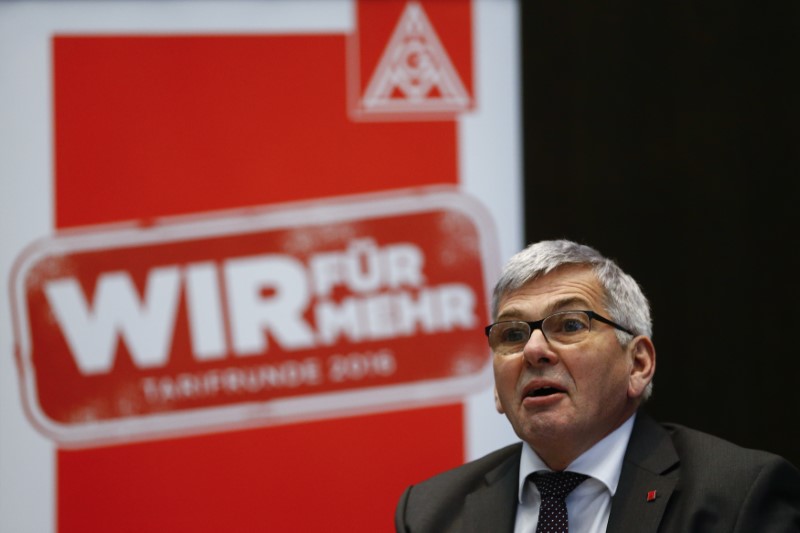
[519,1,799,467]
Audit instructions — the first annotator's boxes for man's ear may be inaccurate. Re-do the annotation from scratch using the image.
[494,386,505,414]
[628,336,656,399]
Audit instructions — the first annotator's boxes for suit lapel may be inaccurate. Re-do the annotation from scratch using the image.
[463,445,520,533]
[607,413,680,533]
[458,414,680,533]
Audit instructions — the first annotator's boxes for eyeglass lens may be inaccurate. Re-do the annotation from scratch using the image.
[488,311,593,355]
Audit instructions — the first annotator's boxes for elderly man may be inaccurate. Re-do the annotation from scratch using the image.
[395,239,800,532]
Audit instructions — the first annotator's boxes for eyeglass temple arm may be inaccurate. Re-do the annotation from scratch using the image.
[587,311,635,336]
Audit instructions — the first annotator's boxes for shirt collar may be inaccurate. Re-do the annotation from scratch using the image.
[517,413,636,503]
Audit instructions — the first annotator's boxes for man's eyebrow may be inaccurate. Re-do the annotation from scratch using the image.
[546,296,592,313]
[496,296,593,321]
[495,307,525,321]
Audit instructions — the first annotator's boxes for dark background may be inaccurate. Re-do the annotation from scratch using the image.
[520,1,799,467]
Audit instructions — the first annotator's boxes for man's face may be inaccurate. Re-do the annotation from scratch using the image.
[492,264,647,467]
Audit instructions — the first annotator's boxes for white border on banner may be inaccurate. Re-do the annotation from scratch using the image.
[460,0,522,460]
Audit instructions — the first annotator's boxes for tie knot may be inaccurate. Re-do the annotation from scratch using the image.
[529,471,589,499]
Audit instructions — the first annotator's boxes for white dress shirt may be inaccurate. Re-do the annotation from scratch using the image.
[513,414,636,533]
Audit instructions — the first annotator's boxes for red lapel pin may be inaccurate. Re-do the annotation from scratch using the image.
[646,490,657,502]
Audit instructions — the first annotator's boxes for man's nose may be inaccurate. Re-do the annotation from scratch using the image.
[522,328,559,366]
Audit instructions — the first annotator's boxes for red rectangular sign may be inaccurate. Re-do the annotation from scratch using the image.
[42,3,483,531]
[13,188,498,446]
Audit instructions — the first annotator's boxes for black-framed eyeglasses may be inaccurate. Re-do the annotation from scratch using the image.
[484,310,635,355]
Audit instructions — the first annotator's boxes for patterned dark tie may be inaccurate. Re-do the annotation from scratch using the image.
[529,471,589,533]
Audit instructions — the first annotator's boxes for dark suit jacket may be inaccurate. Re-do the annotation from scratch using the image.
[395,413,800,532]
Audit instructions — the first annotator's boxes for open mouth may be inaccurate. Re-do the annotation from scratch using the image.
[526,386,564,398]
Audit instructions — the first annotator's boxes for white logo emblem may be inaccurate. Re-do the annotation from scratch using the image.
[358,1,471,118]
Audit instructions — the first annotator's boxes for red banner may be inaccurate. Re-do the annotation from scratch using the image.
[1,1,521,531]
[49,2,474,531]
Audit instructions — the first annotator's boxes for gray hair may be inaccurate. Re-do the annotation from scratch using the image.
[492,239,653,399]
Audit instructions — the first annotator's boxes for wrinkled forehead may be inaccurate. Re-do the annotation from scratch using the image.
[494,264,606,320]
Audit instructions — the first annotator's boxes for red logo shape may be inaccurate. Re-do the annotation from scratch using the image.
[11,187,498,447]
